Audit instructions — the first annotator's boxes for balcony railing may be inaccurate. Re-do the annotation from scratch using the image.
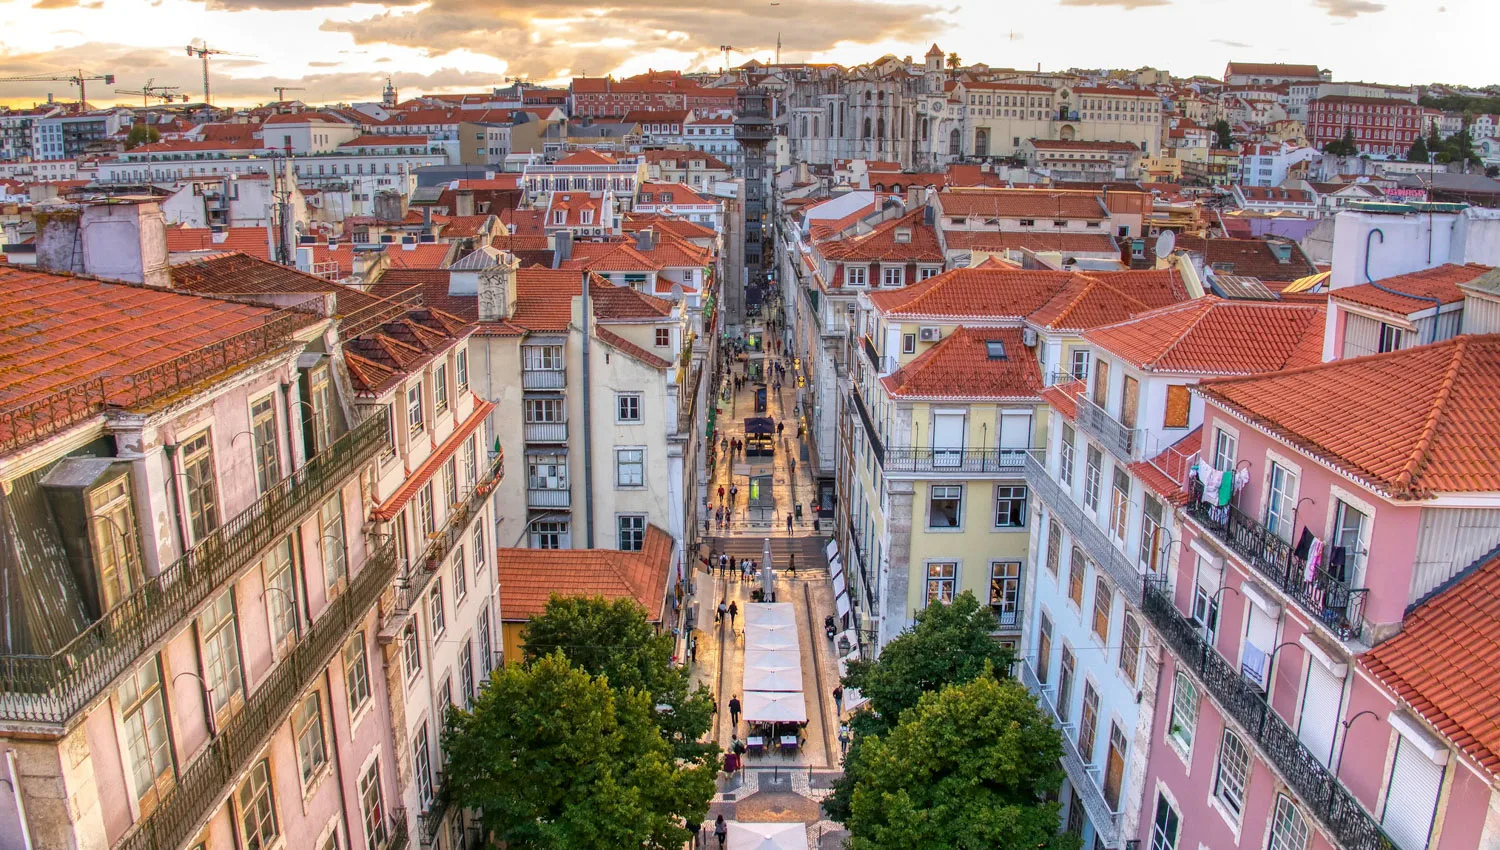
[1140,579,1395,850]
[116,536,399,850]
[420,772,449,846]
[392,452,504,619]
[1020,451,1144,601]
[1019,659,1123,848]
[991,604,1022,630]
[848,389,885,465]
[522,369,566,390]
[1074,393,1145,461]
[388,808,411,850]
[527,488,571,509]
[1185,496,1369,642]
[0,409,391,725]
[862,335,880,370]
[523,421,568,443]
[884,447,1030,475]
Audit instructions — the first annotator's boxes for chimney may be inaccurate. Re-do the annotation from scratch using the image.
[906,185,922,209]
[478,251,521,321]
[454,189,475,217]
[46,199,171,288]
[552,230,573,268]
[634,227,657,252]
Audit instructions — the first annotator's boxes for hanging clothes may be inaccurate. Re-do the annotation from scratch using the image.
[1200,467,1223,504]
[1217,467,1235,506]
[1292,527,1315,560]
[1327,546,1348,582]
[1306,538,1324,582]
[1233,467,1251,493]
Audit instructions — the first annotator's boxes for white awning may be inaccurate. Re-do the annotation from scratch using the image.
[742,690,808,723]
[825,539,838,562]
[835,592,850,618]
[745,621,799,651]
[829,555,843,581]
[831,568,847,596]
[744,602,797,628]
[729,821,807,850]
[743,649,804,692]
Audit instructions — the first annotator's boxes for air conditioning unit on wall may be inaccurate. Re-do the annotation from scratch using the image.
[918,326,941,342]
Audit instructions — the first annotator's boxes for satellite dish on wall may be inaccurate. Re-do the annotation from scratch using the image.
[1155,230,1176,258]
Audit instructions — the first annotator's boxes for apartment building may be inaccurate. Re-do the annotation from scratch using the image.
[0,202,406,850]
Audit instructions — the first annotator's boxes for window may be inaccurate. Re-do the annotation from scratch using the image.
[1078,681,1100,758]
[238,760,279,850]
[402,619,421,682]
[616,448,645,487]
[1380,731,1445,850]
[455,348,469,393]
[1150,793,1180,850]
[654,328,671,348]
[264,538,297,650]
[929,485,963,528]
[345,633,371,714]
[89,474,140,613]
[616,393,642,423]
[1092,357,1110,405]
[479,610,493,676]
[407,382,425,436]
[902,333,916,354]
[845,266,867,287]
[1109,466,1130,540]
[463,438,477,488]
[1036,612,1053,684]
[360,759,387,848]
[1091,577,1112,642]
[1104,722,1128,809]
[459,638,475,708]
[433,364,449,415]
[1046,519,1062,575]
[524,396,565,423]
[181,430,219,543]
[199,589,242,716]
[120,656,174,810]
[994,484,1027,527]
[882,266,903,287]
[429,580,446,637]
[618,515,646,551]
[294,692,328,783]
[1269,795,1310,850]
[1068,547,1086,607]
[989,562,1019,625]
[1059,424,1076,486]
[321,495,347,589]
[1169,672,1198,749]
[1213,728,1250,817]
[1213,427,1237,471]
[1119,615,1142,686]
[1377,322,1405,353]
[926,562,956,605]
[1070,348,1090,381]
[1266,462,1299,542]
[452,550,469,603]
[523,345,564,371]
[1191,556,1221,644]
[413,722,434,809]
[250,395,280,494]
[472,526,486,579]
[1084,445,1103,511]
[1331,499,1368,583]
[417,483,435,538]
[918,266,939,281]
[1057,646,1076,722]
[1140,496,1164,574]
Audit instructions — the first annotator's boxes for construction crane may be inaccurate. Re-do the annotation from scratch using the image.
[185,41,252,107]
[0,70,115,105]
[114,78,185,106]
[272,86,305,102]
[720,45,735,73]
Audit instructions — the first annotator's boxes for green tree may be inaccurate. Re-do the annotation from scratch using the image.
[124,123,160,150]
[1406,134,1430,163]
[444,653,716,850]
[845,673,1077,850]
[522,595,714,758]
[1213,119,1233,149]
[826,591,1012,821]
[1325,127,1358,157]
[1446,125,1481,166]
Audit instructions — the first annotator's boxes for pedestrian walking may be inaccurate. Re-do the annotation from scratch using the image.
[744,558,754,581]
[833,685,844,713]
[788,554,796,576]
[787,513,794,535]
[718,484,726,503]
[689,635,698,663]
[728,601,738,628]
[729,694,742,727]
[776,421,785,438]
[789,456,796,475]
[717,600,727,625]
[838,724,851,757]
[714,816,728,849]
[718,552,728,576]
[730,484,739,506]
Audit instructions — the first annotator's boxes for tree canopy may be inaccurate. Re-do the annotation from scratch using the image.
[522,595,714,758]
[125,123,160,150]
[1406,134,1430,163]
[443,652,716,850]
[1212,119,1233,150]
[1324,127,1359,157]
[845,673,1077,850]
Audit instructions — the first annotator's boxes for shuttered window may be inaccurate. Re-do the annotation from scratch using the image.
[1381,733,1445,850]
[1297,660,1344,768]
[1164,384,1190,428]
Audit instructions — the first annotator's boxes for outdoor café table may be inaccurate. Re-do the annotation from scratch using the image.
[747,736,766,755]
[779,735,799,751]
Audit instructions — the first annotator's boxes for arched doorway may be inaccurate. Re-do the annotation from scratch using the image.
[975,128,989,157]
[1059,124,1077,141]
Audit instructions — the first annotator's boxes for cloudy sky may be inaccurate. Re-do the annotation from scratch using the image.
[0,0,1491,108]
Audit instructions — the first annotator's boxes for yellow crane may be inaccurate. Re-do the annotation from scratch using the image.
[0,70,116,105]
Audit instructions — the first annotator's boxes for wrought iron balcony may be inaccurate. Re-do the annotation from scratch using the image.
[115,536,400,850]
[1184,495,1369,642]
[1019,658,1123,848]
[1020,450,1144,601]
[0,409,391,725]
[862,335,880,370]
[1074,393,1145,461]
[388,808,411,850]
[884,447,1030,475]
[523,421,568,443]
[1140,579,1394,850]
[521,369,566,390]
[420,772,449,846]
[392,451,505,620]
[527,487,571,509]
[991,604,1022,630]
[848,389,884,465]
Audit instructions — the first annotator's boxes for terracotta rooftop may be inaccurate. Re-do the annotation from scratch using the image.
[554,149,619,165]
[497,524,673,622]
[1198,334,1500,499]
[1040,378,1086,422]
[170,251,389,315]
[590,279,674,321]
[1127,426,1203,506]
[439,214,497,240]
[880,326,1042,400]
[939,189,1108,221]
[1175,235,1316,283]
[1084,297,1325,375]
[819,208,944,264]
[165,226,272,260]
[943,230,1119,255]
[1361,544,1500,779]
[1029,268,1189,332]
[1331,263,1490,316]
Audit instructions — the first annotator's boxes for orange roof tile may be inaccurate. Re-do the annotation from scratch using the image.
[1127,426,1202,506]
[590,279,673,321]
[819,208,944,264]
[513,269,584,331]
[1027,269,1192,332]
[1331,264,1490,316]
[1041,378,1086,421]
[880,326,1042,400]
[439,214,497,239]
[939,189,1107,221]
[170,252,387,315]
[555,149,618,165]
[165,225,272,260]
[1084,298,1325,375]
[1198,335,1500,498]
[1361,545,1500,779]
[498,525,673,622]
[372,401,495,520]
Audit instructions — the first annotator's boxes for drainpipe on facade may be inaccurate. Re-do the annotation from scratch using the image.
[580,272,596,548]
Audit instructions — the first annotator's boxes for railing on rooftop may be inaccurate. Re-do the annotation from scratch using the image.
[1141,578,1394,850]
[0,311,313,457]
[1184,493,1369,642]
[884,447,1032,475]
[391,451,503,621]
[0,410,391,725]
[115,535,398,850]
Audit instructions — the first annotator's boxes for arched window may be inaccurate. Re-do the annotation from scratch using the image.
[1169,671,1198,749]
[863,117,872,138]
[949,128,961,154]
[876,117,886,139]
[1268,795,1310,850]
[921,116,929,141]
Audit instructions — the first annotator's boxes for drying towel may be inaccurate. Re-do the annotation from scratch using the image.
[1292,527,1314,560]
[1217,466,1235,506]
[1306,538,1324,582]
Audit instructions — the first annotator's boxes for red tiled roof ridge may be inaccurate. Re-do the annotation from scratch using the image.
[594,326,672,369]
